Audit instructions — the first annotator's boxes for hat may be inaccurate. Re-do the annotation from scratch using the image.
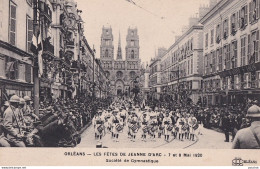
[247,105,260,118]
[19,98,25,105]
[4,101,9,106]
[9,95,20,103]
[24,96,31,101]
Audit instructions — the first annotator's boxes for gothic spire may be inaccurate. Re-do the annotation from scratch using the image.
[116,31,122,60]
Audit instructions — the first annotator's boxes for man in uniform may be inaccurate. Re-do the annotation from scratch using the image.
[110,109,122,142]
[3,95,25,147]
[140,111,149,142]
[93,110,104,142]
[232,105,260,149]
[188,114,197,141]
[176,114,185,141]
[163,111,172,142]
[129,111,139,142]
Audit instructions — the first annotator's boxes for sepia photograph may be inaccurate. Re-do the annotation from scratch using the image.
[0,0,260,166]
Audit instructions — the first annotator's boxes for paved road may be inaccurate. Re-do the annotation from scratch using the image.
[78,125,233,149]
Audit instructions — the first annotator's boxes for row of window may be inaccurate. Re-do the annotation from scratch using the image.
[9,2,34,53]
[161,38,194,71]
[205,29,260,75]
[203,71,260,90]
[205,0,260,48]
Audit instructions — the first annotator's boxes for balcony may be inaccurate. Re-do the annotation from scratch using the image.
[38,1,52,23]
[43,39,54,60]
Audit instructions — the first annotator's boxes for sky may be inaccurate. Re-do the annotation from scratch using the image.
[76,0,209,65]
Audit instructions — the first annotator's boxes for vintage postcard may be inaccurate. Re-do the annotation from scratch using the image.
[0,0,260,166]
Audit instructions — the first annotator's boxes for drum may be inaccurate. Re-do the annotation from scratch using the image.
[193,123,199,130]
[150,126,158,132]
[167,124,174,131]
[116,124,123,132]
[159,126,165,130]
[97,125,103,133]
[175,126,179,132]
[142,126,149,133]
[130,124,138,133]
[182,124,189,131]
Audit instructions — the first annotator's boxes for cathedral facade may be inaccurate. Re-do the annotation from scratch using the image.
[100,26,141,96]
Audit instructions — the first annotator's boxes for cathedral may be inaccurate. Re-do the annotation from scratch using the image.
[100,26,141,96]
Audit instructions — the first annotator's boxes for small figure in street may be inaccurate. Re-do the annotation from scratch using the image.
[163,111,172,142]
[222,112,232,142]
[140,112,149,142]
[176,114,185,141]
[129,111,139,142]
[110,109,123,142]
[93,110,104,143]
[188,114,198,141]
[232,105,260,149]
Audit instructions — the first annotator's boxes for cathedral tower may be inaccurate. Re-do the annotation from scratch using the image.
[100,26,114,60]
[126,27,139,60]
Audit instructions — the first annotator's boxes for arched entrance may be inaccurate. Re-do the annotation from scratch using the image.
[115,80,124,96]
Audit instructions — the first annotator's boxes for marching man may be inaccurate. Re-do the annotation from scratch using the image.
[110,109,123,142]
[163,111,172,142]
[176,114,185,141]
[129,111,139,142]
[92,110,104,143]
[188,114,198,141]
[149,112,158,142]
[140,112,149,142]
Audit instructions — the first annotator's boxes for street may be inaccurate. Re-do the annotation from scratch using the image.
[78,125,233,149]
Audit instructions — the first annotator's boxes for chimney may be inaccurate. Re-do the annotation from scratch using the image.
[199,4,210,19]
[182,26,189,34]
[189,16,199,27]
[209,0,219,9]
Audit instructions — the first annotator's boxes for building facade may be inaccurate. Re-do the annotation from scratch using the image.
[0,0,34,104]
[100,26,141,97]
[159,24,204,104]
[0,0,108,110]
[200,0,260,106]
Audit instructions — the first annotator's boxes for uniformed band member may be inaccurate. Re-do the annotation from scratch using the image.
[140,112,149,142]
[176,114,185,141]
[93,110,104,142]
[163,112,172,142]
[188,114,198,141]
[129,111,139,142]
[149,113,158,141]
[110,109,123,142]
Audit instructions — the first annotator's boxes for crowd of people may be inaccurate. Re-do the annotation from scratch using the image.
[92,99,200,146]
[92,97,260,149]
[0,93,112,147]
[146,98,256,143]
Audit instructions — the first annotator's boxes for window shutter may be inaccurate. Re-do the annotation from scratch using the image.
[245,5,248,26]
[25,64,32,83]
[238,10,241,29]
[248,34,251,64]
[226,18,229,36]
[249,1,252,23]
[9,4,16,46]
[256,30,259,62]
[257,0,260,19]
[27,17,33,53]
[230,15,233,35]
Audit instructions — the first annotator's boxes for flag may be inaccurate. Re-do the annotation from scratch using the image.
[38,28,43,77]
[30,34,38,54]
